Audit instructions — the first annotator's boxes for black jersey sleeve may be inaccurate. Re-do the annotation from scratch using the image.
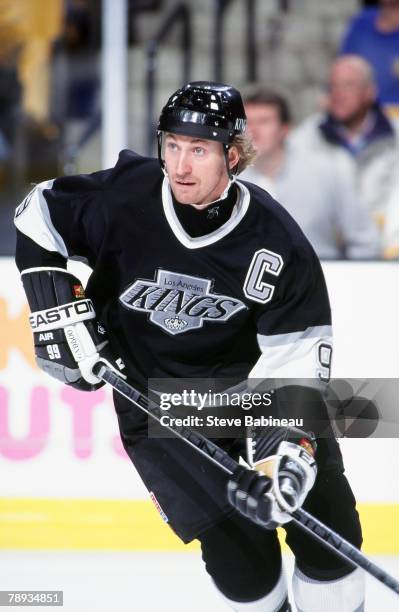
[249,245,332,381]
[14,150,159,272]
[15,230,67,272]
[14,171,107,270]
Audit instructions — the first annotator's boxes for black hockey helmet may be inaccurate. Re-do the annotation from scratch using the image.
[157,82,246,177]
[158,81,246,145]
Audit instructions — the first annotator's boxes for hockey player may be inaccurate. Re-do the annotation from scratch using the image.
[15,82,364,611]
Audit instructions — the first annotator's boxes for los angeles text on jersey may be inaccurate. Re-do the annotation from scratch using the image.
[119,269,247,335]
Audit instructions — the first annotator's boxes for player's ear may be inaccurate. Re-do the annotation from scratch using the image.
[228,145,240,171]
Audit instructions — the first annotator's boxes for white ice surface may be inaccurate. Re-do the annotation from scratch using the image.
[0,551,398,611]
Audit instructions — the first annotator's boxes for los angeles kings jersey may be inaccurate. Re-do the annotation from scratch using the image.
[14,150,335,542]
[15,150,332,385]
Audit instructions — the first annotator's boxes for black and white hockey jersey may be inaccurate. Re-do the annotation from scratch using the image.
[14,150,337,542]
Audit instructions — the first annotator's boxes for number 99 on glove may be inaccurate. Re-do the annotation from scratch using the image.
[22,267,125,391]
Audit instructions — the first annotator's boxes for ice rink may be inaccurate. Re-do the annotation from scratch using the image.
[1,551,398,611]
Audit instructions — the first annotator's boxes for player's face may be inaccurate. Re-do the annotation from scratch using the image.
[245,104,289,157]
[327,62,376,124]
[164,133,238,207]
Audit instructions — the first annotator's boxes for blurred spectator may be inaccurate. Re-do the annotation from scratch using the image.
[50,3,100,169]
[240,87,380,260]
[0,60,22,162]
[0,0,63,189]
[0,5,25,187]
[0,0,63,124]
[0,0,65,255]
[380,163,399,258]
[340,0,399,117]
[291,55,399,237]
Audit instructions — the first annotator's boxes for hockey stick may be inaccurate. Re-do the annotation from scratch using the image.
[93,363,399,596]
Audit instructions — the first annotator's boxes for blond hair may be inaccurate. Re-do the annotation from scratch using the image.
[231,134,257,174]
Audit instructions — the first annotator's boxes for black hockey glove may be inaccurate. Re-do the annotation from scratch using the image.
[227,466,279,529]
[227,427,317,529]
[21,268,125,391]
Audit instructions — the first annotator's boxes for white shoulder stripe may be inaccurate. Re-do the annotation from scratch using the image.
[257,325,332,349]
[251,325,333,379]
[14,179,68,258]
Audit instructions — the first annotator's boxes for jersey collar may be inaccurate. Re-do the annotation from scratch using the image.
[162,177,250,249]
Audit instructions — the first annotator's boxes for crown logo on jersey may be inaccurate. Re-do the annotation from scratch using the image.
[164,317,188,332]
[119,269,247,335]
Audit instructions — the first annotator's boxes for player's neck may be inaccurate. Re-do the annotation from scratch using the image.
[172,183,238,238]
[188,178,232,210]
[377,6,399,32]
